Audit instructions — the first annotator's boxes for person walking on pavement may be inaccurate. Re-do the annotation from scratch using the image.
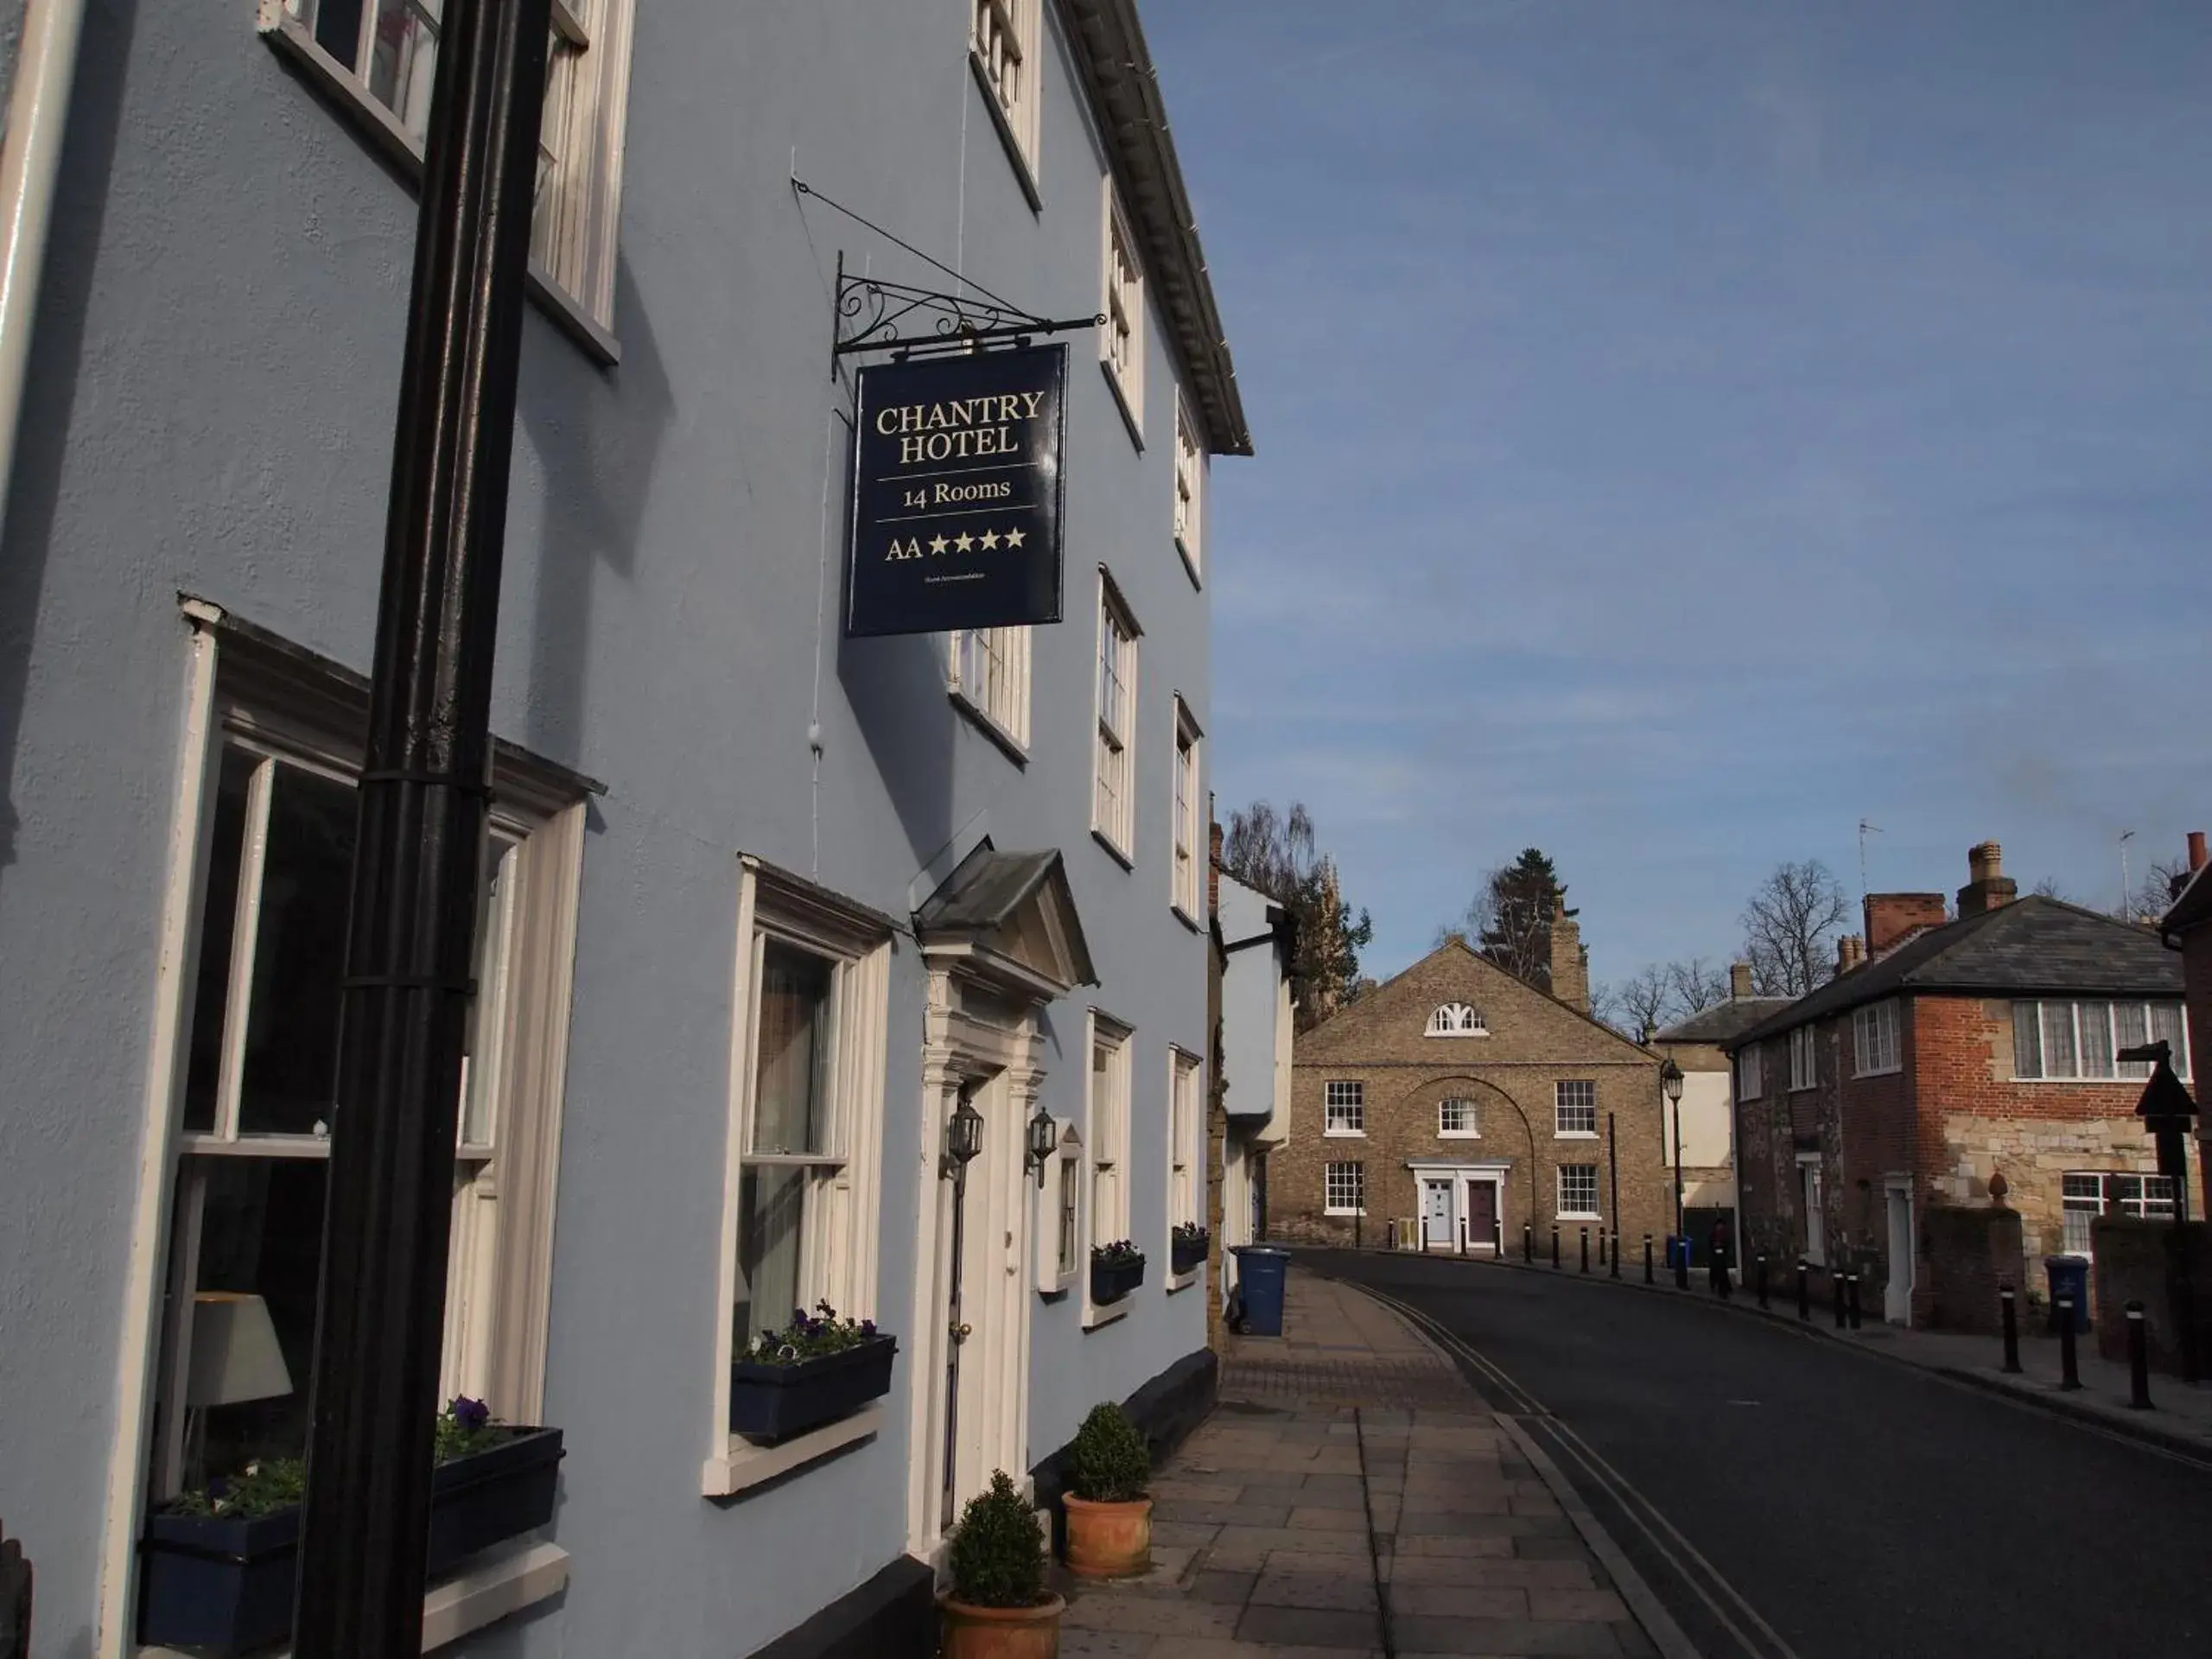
[1708,1216,1733,1300]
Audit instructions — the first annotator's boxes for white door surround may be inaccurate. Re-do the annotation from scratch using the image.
[1884,1177,1913,1325]
[1406,1162,1510,1254]
[905,847,1095,1560]
[1796,1154,1826,1266]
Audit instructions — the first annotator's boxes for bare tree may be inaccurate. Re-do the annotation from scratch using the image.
[1666,957,1731,1017]
[1221,799,1374,1031]
[1592,957,1734,1040]
[2031,876,2072,901]
[1740,861,1849,998]
[2128,857,2190,923]
[1605,964,1672,1041]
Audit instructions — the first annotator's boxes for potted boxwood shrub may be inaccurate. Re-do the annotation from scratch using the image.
[729,1300,898,1444]
[1170,1223,1209,1276]
[940,1470,1065,1659]
[1060,1402,1151,1579]
[138,1397,563,1654]
[1089,1240,1146,1305]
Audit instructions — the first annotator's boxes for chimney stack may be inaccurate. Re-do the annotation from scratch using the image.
[1549,901,1591,1015]
[1956,840,2018,917]
[1836,934,1866,973]
[2190,831,2209,873]
[1730,962,1754,1001]
[1865,892,1948,954]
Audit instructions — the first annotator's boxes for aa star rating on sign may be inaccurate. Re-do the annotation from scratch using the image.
[921,525,1027,556]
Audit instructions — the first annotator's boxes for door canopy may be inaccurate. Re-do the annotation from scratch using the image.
[913,844,1097,1001]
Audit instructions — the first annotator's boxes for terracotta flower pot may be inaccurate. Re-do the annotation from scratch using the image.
[1061,1494,1153,1579]
[938,1592,1065,1659]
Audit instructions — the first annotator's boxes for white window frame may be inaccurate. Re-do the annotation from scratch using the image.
[1084,1013,1135,1327]
[2013,1000,2193,1083]
[1789,1025,1819,1092]
[1034,1120,1084,1296]
[1557,1164,1601,1221]
[1324,1079,1366,1137]
[2062,1170,2178,1255]
[1091,571,1140,862]
[1100,179,1145,439]
[1554,1079,1598,1138]
[1166,1048,1204,1287]
[1852,1001,1902,1077]
[1427,1001,1487,1038]
[1438,1097,1480,1140]
[1324,1160,1366,1217]
[705,857,893,1494]
[949,626,1033,757]
[1173,391,1205,582]
[1737,1045,1763,1100]
[969,0,1042,196]
[103,608,588,1643]
[1170,699,1203,921]
[257,0,635,349]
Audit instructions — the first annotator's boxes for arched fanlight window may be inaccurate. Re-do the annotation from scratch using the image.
[1427,1002,1486,1037]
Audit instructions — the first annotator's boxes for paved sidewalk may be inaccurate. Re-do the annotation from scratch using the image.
[1058,1271,1664,1657]
[1436,1245,2212,1459]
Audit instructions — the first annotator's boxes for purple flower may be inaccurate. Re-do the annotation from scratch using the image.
[207,1475,230,1500]
[860,1319,877,1338]
[451,1396,491,1433]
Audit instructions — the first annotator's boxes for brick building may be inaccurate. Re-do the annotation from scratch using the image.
[2156,831,2212,1218]
[1270,922,1672,1259]
[1729,842,2196,1328]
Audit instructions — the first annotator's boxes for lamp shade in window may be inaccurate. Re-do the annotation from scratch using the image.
[187,1291,294,1408]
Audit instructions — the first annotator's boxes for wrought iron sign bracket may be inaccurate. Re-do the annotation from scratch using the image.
[832,251,1103,362]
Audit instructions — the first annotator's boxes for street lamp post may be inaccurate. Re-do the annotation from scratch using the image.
[1662,1056,1686,1261]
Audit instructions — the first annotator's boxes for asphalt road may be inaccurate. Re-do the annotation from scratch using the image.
[1300,1249,2212,1659]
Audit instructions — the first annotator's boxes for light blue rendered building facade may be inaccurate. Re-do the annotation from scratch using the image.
[0,1,1248,1654]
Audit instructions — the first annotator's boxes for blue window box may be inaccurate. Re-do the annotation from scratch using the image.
[730,1334,898,1445]
[137,1427,563,1654]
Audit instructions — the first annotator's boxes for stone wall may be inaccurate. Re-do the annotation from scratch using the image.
[2089,1217,2212,1375]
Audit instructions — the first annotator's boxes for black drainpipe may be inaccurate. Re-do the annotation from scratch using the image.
[293,2,551,1653]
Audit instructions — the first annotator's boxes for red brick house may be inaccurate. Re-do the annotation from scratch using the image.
[2157,830,2212,1217]
[1729,842,2195,1328]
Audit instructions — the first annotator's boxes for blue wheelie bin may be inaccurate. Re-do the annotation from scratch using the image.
[1230,1246,1290,1337]
[2044,1255,2092,1334]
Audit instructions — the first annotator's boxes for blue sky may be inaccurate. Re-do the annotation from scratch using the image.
[1147,1,2212,994]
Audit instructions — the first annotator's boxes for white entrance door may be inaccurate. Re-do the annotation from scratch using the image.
[1885,1186,1913,1324]
[1422,1179,1455,1249]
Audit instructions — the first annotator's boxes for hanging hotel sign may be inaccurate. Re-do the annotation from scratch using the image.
[846,344,1067,638]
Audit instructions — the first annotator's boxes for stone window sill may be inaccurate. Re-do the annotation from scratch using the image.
[1084,1299,1131,1332]
[1166,1268,1200,1294]
[700,1404,885,1498]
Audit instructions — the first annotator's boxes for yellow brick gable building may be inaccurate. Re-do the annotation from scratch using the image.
[1272,931,1674,1261]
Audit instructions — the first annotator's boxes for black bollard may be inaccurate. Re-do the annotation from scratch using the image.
[1551,1226,1560,1269]
[1847,1273,1862,1331]
[1797,1260,1810,1321]
[1756,1253,1770,1310]
[1643,1234,1654,1284]
[1524,1222,1534,1264]
[2000,1286,2021,1374]
[1581,1228,1591,1274]
[1675,1236,1691,1291]
[1833,1268,1847,1329]
[1611,1225,1622,1281]
[2057,1296,2082,1391]
[2126,1302,2152,1410]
